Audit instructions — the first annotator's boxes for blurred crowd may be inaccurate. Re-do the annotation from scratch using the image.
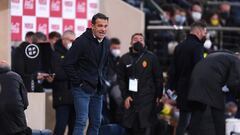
[5,1,240,135]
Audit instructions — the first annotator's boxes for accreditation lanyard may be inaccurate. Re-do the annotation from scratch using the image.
[128,52,145,92]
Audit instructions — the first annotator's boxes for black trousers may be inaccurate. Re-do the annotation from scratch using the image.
[188,102,225,135]
[126,117,151,135]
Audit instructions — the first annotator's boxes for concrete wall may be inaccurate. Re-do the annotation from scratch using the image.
[0,0,11,63]
[100,0,145,54]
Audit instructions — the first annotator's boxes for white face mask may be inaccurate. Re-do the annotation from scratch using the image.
[204,39,212,49]
[67,42,72,50]
[191,12,202,21]
[111,49,121,57]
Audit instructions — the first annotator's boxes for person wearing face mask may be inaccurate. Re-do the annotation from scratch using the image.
[187,2,203,25]
[167,21,207,135]
[101,38,123,125]
[175,7,187,26]
[50,30,76,135]
[219,2,231,26]
[117,33,163,135]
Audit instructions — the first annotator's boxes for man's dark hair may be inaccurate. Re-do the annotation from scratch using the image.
[110,38,121,45]
[191,1,202,11]
[91,13,109,25]
[131,33,144,40]
[32,32,47,43]
[48,31,61,39]
[25,31,34,40]
[162,4,177,17]
[190,21,207,31]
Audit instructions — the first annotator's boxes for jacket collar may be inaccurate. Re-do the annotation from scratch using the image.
[0,65,10,74]
[187,34,202,43]
[54,39,68,54]
[83,28,105,44]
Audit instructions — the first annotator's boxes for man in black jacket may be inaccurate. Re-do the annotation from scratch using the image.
[117,33,163,135]
[168,21,207,135]
[188,52,240,135]
[0,60,30,135]
[50,30,76,135]
[63,13,110,135]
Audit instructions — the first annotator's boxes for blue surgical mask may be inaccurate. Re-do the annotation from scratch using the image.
[175,15,186,25]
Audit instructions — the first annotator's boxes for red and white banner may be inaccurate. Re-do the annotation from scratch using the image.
[11,0,23,16]
[37,17,49,35]
[23,0,36,16]
[22,16,36,40]
[87,0,99,19]
[76,0,87,19]
[49,17,62,34]
[50,0,62,17]
[75,19,87,36]
[62,0,75,19]
[63,19,75,32]
[36,0,49,17]
[88,20,92,28]
[11,16,22,41]
[11,0,99,41]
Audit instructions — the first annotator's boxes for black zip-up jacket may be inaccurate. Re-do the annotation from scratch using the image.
[0,65,29,134]
[63,28,110,93]
[51,39,73,108]
[117,48,163,128]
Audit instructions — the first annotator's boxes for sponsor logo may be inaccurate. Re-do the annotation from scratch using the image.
[12,0,20,3]
[24,23,33,29]
[142,60,148,68]
[77,25,85,31]
[25,44,39,59]
[89,3,97,9]
[51,24,60,30]
[39,0,47,5]
[64,25,73,31]
[24,0,34,9]
[77,2,86,12]
[64,1,73,7]
[38,24,47,34]
[11,22,20,33]
[51,0,60,11]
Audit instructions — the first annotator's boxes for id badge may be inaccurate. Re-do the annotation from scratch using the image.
[129,78,138,92]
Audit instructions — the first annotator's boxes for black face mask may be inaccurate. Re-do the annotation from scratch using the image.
[220,12,230,20]
[133,42,144,52]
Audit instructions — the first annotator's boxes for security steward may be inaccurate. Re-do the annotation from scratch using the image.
[117,33,163,135]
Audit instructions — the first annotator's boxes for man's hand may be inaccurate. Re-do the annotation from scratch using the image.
[37,72,49,80]
[45,75,54,83]
[124,96,133,109]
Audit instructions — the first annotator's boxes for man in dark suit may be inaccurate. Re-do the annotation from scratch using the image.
[188,52,240,135]
[168,21,207,135]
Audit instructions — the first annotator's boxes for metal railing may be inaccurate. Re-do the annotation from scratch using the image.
[146,25,240,50]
